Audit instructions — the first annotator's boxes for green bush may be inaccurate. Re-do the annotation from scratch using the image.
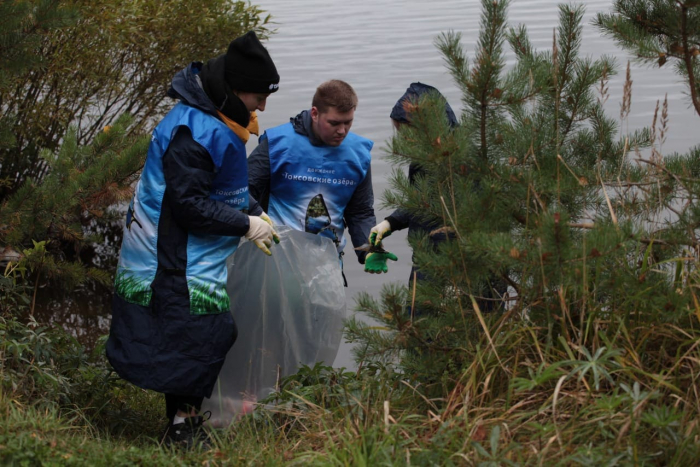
[0,0,272,199]
[0,313,164,439]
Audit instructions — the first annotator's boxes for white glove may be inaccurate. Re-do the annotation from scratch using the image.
[245,215,274,256]
[259,212,281,244]
[369,220,392,246]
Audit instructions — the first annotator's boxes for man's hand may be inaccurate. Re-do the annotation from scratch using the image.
[364,250,398,274]
[369,220,392,246]
[245,216,275,255]
[259,212,280,244]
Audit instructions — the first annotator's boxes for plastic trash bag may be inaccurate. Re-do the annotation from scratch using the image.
[203,226,346,426]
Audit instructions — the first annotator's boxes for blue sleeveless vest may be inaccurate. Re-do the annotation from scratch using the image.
[266,123,372,253]
[114,103,249,315]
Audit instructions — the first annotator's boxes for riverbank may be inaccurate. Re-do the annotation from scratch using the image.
[3,312,700,465]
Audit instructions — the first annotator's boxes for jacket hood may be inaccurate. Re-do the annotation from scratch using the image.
[290,109,325,146]
[167,62,219,117]
[390,82,458,128]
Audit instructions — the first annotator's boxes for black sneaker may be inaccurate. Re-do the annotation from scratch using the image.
[162,413,212,450]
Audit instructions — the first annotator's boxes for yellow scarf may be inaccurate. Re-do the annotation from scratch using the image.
[216,111,260,144]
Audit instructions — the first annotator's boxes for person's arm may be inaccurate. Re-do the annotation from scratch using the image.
[162,126,251,236]
[248,194,263,216]
[372,160,422,240]
[247,135,271,212]
[385,209,410,232]
[386,161,423,230]
[344,166,376,264]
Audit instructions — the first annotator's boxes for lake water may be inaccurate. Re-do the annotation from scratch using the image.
[38,0,697,368]
[250,0,698,368]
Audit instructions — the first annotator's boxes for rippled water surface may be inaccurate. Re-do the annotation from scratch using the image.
[250,0,697,367]
[38,1,698,367]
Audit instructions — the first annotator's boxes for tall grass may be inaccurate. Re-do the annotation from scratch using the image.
[3,306,699,464]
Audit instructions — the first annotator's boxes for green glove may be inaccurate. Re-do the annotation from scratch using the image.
[369,220,392,246]
[364,250,398,274]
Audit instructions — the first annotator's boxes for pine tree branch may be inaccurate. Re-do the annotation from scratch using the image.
[680,3,700,116]
[603,178,673,187]
[562,63,595,136]
[636,157,689,191]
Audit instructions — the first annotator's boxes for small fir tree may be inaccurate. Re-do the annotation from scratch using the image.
[0,115,149,305]
[345,0,693,406]
[345,1,700,459]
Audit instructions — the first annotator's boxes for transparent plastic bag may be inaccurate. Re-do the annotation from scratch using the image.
[204,226,346,426]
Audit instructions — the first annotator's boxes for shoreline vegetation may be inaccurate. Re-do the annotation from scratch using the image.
[2,0,700,465]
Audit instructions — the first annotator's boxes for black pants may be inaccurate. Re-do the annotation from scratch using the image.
[165,394,204,422]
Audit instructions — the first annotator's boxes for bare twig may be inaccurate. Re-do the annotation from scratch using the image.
[598,172,619,226]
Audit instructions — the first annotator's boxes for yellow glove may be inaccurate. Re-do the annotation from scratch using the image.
[259,212,280,244]
[369,220,392,246]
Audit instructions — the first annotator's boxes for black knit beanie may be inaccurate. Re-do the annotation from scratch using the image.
[225,31,279,94]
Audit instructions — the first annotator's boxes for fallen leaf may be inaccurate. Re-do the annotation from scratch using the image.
[472,424,487,442]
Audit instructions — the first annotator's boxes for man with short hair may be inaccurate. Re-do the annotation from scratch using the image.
[248,79,397,276]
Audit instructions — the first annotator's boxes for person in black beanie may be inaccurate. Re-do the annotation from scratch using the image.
[106,30,280,450]
[198,30,280,129]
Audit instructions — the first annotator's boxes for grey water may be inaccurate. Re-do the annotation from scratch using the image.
[37,0,698,368]
[249,0,698,369]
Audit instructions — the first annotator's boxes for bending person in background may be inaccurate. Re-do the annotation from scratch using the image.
[106,31,280,450]
[248,79,397,280]
[369,82,505,314]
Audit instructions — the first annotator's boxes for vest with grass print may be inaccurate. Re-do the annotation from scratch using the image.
[115,103,249,315]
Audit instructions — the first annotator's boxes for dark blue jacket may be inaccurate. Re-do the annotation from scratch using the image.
[386,83,458,241]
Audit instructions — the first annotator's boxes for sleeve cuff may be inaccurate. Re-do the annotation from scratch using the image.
[385,216,402,232]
